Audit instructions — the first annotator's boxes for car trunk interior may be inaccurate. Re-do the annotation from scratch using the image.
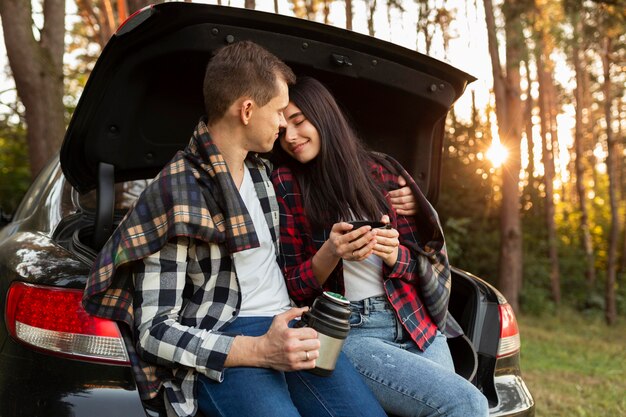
[61,3,474,213]
[448,269,500,405]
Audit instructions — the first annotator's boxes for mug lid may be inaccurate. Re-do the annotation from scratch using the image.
[322,291,350,305]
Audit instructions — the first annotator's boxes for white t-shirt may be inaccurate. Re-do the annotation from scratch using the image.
[233,166,291,317]
[343,254,385,301]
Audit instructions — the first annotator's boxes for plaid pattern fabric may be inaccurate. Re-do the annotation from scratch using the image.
[133,238,238,415]
[82,119,279,417]
[271,152,461,352]
[370,152,463,338]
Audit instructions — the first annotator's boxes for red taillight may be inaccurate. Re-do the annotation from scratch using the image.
[497,303,521,358]
[5,282,129,365]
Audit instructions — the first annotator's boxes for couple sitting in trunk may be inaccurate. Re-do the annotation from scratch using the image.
[83,41,488,417]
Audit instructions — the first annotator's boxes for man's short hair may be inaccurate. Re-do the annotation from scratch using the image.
[203,41,296,125]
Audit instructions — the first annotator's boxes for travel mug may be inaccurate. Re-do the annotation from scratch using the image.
[297,291,351,376]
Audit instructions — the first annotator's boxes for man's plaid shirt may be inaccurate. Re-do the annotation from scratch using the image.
[271,153,462,351]
[83,120,280,417]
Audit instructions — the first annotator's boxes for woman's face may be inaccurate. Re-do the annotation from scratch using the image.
[280,102,321,164]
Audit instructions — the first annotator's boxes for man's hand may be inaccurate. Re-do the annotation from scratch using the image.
[226,307,320,371]
[372,215,400,267]
[388,175,417,216]
[259,308,320,371]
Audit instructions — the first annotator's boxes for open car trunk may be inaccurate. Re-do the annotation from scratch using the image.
[60,3,475,250]
[54,2,492,412]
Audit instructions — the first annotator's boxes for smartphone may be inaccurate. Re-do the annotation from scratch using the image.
[348,220,388,229]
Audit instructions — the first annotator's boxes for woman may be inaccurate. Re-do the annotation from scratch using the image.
[271,77,489,417]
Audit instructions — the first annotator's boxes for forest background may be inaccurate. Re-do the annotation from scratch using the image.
[2,0,623,321]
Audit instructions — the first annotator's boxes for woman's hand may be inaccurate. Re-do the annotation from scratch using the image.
[388,175,417,216]
[329,222,377,261]
[372,215,400,267]
[311,222,377,284]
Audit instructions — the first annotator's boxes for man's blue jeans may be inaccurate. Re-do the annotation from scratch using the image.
[343,296,489,417]
[197,316,386,417]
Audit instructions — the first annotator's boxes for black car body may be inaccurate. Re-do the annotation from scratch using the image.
[0,3,534,416]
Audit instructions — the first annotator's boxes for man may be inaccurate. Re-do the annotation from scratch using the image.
[83,41,386,417]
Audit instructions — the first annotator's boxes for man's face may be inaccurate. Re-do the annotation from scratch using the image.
[245,78,289,154]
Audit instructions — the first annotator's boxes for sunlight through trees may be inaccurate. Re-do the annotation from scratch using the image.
[0,0,624,321]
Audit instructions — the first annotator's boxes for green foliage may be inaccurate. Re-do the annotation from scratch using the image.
[441,217,469,261]
[0,117,30,213]
[519,210,554,315]
[438,97,625,318]
[439,106,501,284]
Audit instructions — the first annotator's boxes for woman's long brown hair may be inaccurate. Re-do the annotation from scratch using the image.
[274,76,389,230]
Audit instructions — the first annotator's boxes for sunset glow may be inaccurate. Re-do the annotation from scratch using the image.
[487,141,508,168]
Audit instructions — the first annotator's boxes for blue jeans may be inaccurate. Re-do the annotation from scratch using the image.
[343,296,489,417]
[197,316,386,417]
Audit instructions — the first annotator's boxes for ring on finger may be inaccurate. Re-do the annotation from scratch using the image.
[305,351,310,361]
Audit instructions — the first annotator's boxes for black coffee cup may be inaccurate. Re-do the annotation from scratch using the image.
[297,291,351,376]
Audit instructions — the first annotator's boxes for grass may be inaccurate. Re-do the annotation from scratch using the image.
[517,309,626,417]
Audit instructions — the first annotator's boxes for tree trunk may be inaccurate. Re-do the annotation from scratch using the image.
[547,70,564,202]
[346,0,353,30]
[323,0,330,24]
[416,1,433,55]
[535,40,561,305]
[523,58,536,196]
[387,0,393,37]
[0,0,66,177]
[483,0,524,313]
[366,0,377,37]
[622,97,626,276]
[117,0,128,22]
[102,0,117,35]
[245,0,255,10]
[572,20,596,288]
[602,36,618,325]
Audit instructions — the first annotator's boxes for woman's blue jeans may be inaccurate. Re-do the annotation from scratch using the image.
[197,316,386,417]
[343,296,489,417]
